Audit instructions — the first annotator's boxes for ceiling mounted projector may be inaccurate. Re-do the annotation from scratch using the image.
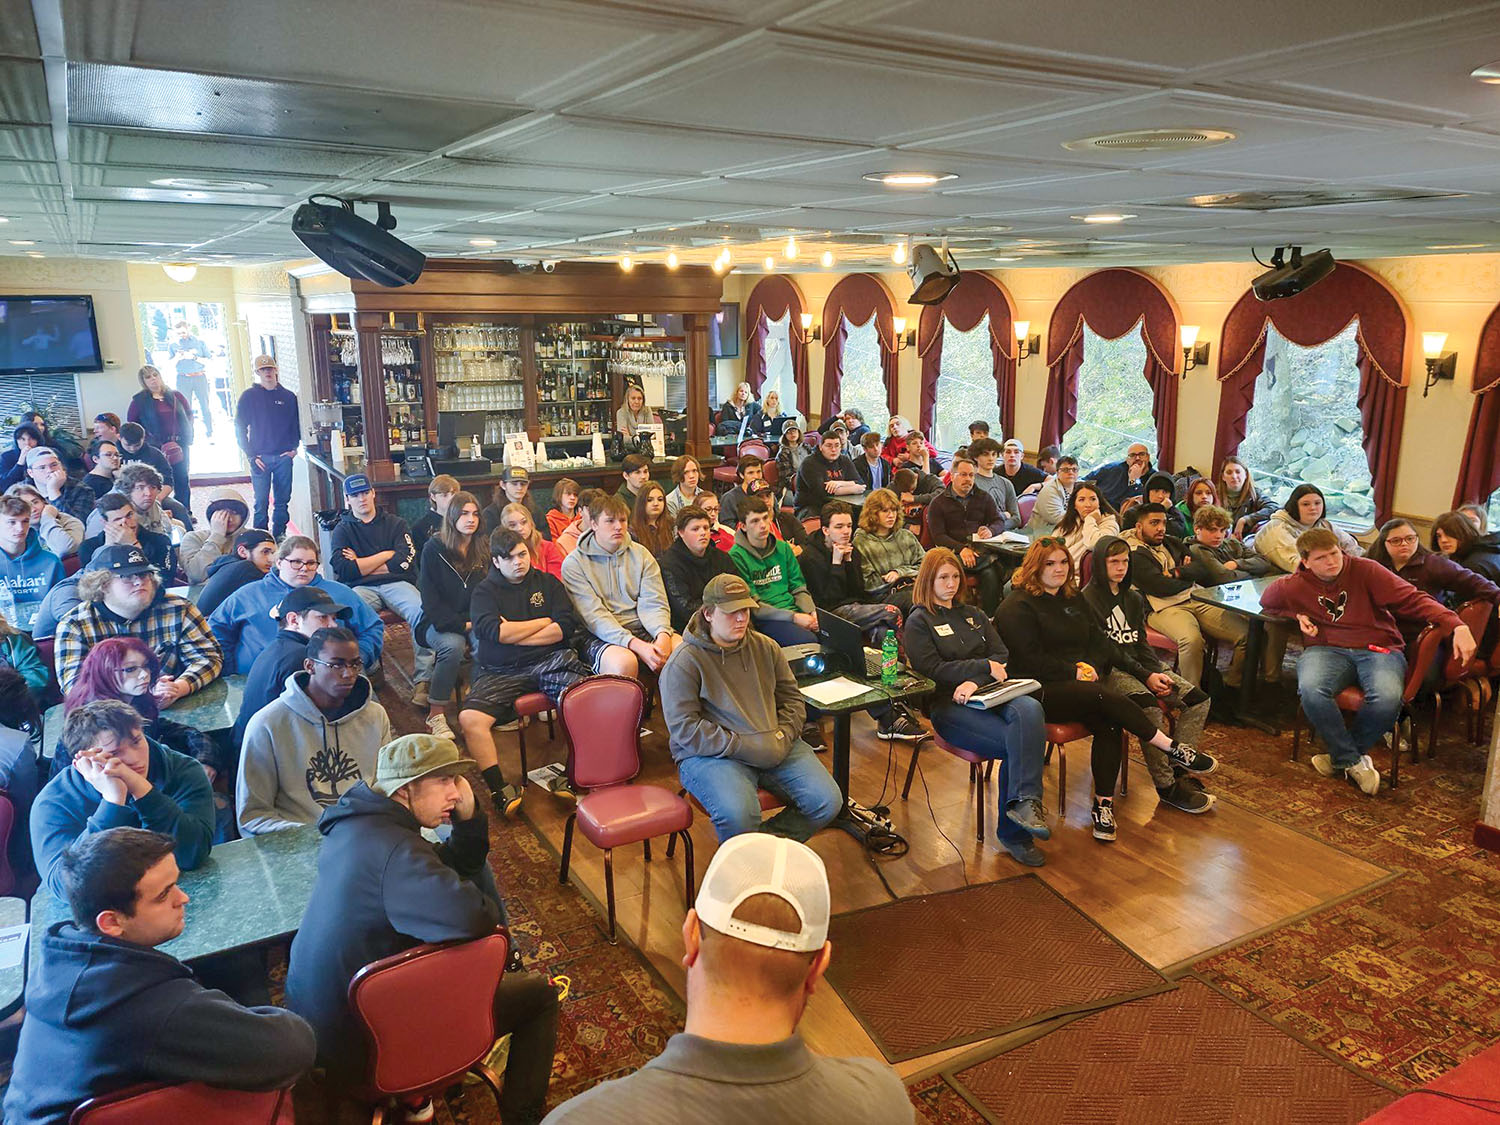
[292,196,425,287]
[906,243,961,305]
[1251,245,1334,301]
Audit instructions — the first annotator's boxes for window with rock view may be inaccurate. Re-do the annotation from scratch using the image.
[1238,319,1373,526]
[839,315,890,435]
[1067,318,1157,471]
[1485,488,1500,533]
[758,311,794,412]
[933,313,1000,452]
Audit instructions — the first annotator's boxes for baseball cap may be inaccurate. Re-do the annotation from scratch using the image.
[372,734,465,797]
[343,473,373,496]
[498,465,530,484]
[695,834,830,953]
[252,353,278,371]
[86,545,155,576]
[701,573,758,613]
[235,528,275,551]
[273,587,352,622]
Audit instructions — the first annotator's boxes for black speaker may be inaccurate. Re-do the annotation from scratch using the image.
[292,198,426,287]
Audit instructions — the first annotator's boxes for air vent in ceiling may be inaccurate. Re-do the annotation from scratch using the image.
[1182,188,1466,210]
[1063,128,1235,152]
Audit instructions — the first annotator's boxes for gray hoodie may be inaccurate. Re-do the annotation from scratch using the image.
[236,671,391,836]
[659,613,806,768]
[1253,507,1364,574]
[560,528,672,646]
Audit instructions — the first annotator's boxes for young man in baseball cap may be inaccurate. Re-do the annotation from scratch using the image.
[287,734,558,1121]
[234,354,299,536]
[485,464,551,541]
[543,834,911,1123]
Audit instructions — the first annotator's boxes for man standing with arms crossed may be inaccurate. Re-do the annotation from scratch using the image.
[235,354,299,537]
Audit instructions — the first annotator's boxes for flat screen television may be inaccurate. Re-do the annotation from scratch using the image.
[0,295,105,375]
[651,302,740,359]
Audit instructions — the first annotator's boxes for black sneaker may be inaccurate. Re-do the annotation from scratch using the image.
[1092,798,1117,842]
[1165,742,1218,774]
[490,782,524,819]
[876,710,925,742]
[1156,778,1218,814]
[801,720,826,750]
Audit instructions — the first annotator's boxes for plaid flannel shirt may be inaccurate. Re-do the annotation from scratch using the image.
[55,593,223,695]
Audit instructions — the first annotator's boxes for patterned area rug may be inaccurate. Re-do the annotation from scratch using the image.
[929,979,1394,1124]
[825,875,1173,1062]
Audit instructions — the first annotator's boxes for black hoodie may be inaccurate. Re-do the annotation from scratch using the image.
[1080,535,1164,684]
[1120,472,1187,538]
[993,584,1112,685]
[798,529,873,609]
[195,553,266,618]
[4,922,314,1124]
[285,782,497,1077]
[470,565,578,672]
[658,538,736,632]
[232,626,310,746]
[329,511,417,588]
[416,537,487,643]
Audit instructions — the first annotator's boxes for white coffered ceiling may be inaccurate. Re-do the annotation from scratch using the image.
[2,0,1500,269]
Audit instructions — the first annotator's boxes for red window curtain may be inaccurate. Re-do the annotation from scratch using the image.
[1452,300,1500,508]
[1039,268,1181,470]
[820,274,900,422]
[1212,262,1409,524]
[743,276,810,417]
[917,271,1017,438]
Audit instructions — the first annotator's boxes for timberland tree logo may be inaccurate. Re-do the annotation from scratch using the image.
[306,746,363,806]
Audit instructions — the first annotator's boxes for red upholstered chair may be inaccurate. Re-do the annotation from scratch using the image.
[347,929,511,1120]
[737,439,771,462]
[1290,623,1444,788]
[1430,599,1496,749]
[1017,494,1036,524]
[1145,627,1179,664]
[33,635,61,704]
[62,553,82,577]
[1043,722,1132,809]
[512,692,555,780]
[557,676,694,942]
[70,1082,294,1124]
[800,516,821,536]
[901,734,995,842]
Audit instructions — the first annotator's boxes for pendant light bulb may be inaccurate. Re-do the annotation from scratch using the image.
[784,235,798,260]
[821,250,834,268]
[620,255,633,272]
[666,251,679,269]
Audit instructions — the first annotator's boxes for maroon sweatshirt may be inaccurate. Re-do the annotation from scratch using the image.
[1260,555,1460,652]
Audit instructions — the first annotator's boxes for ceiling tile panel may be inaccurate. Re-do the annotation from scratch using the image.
[68,128,406,177]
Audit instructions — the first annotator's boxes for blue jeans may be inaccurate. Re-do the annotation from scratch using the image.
[250,451,293,535]
[754,617,818,647]
[677,740,843,843]
[1298,645,1406,768]
[930,695,1046,844]
[355,582,433,684]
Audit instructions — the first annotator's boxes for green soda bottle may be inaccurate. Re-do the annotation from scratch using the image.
[881,627,898,685]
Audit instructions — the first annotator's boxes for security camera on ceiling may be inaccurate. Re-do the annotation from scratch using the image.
[906,242,961,305]
[291,195,425,287]
[1251,245,1334,301]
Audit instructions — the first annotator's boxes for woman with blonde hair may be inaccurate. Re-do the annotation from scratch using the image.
[995,539,1215,844]
[716,380,760,436]
[748,388,799,440]
[630,480,675,557]
[127,364,195,504]
[854,488,924,610]
[500,502,563,578]
[615,383,659,440]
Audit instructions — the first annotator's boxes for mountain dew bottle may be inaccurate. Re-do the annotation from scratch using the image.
[881,627,898,685]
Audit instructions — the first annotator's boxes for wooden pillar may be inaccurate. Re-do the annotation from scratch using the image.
[356,311,393,481]
[685,312,710,458]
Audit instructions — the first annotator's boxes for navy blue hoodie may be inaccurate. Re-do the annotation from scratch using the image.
[3,921,314,1124]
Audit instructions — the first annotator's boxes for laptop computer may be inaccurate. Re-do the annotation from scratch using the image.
[816,610,885,678]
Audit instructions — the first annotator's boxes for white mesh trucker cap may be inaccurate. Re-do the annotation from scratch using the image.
[694,834,830,953]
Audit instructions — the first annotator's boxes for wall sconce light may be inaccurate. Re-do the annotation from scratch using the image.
[1181,324,1210,375]
[1014,320,1040,360]
[794,312,821,344]
[1422,331,1457,396]
[892,316,915,351]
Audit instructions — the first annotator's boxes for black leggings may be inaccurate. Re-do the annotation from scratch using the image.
[1039,680,1163,796]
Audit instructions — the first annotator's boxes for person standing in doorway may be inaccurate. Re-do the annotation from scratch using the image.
[236,354,300,537]
[166,322,215,439]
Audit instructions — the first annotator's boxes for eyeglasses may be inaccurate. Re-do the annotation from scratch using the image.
[283,558,319,570]
[1385,535,1419,546]
[1126,452,1150,461]
[310,657,363,673]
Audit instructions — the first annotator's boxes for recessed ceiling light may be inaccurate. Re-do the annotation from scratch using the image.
[26,252,44,259]
[992,256,1021,262]
[1074,213,1135,223]
[784,235,798,259]
[863,171,958,187]
[0,218,9,224]
[666,251,679,269]
[620,255,633,272]
[1471,62,1500,84]
[8,240,36,246]
[763,256,775,271]
[150,177,270,191]
[468,238,497,247]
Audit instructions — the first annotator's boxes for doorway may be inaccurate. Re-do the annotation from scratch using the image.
[137,301,244,475]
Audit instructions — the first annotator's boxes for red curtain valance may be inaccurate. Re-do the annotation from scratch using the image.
[916,271,1017,439]
[1212,261,1410,524]
[1040,268,1180,470]
[1452,298,1500,507]
[743,275,810,417]
[821,273,900,422]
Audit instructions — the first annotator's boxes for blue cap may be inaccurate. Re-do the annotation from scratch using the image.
[343,473,372,496]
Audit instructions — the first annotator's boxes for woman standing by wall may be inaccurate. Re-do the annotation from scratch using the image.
[127,365,195,507]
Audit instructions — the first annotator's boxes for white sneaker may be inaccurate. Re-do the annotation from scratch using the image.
[1345,755,1380,796]
[426,714,455,740]
[1310,753,1335,777]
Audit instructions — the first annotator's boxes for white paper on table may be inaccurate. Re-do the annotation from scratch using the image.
[0,923,27,969]
[800,677,870,707]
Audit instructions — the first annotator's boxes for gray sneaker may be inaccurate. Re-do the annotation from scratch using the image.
[1005,798,1052,840]
[999,835,1045,867]
[1345,755,1380,796]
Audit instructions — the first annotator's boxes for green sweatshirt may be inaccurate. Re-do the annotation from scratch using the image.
[729,528,814,621]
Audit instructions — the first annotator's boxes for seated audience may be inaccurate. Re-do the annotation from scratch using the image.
[82,438,122,499]
[661,574,841,842]
[561,494,679,679]
[85,461,179,539]
[1262,528,1472,794]
[630,480,675,558]
[2,828,314,1125]
[1177,477,1218,529]
[56,547,221,698]
[92,412,123,447]
[776,427,810,505]
[485,465,550,541]
[178,488,249,583]
[894,430,944,483]
[854,488,924,611]
[0,669,41,885]
[0,494,64,632]
[0,422,41,489]
[1219,456,1278,539]
[116,421,174,487]
[996,540,1214,843]
[233,586,353,747]
[1056,481,1120,566]
[31,700,214,896]
[699,491,734,553]
[1084,442,1153,510]
[410,473,458,556]
[616,452,652,508]
[995,438,1046,497]
[286,735,558,1117]
[556,482,594,557]
[503,500,565,577]
[30,574,80,641]
[969,438,1023,528]
[0,606,47,699]
[548,477,583,547]
[1431,509,1500,583]
[881,416,937,464]
[79,492,174,574]
[1459,503,1489,533]
[617,383,661,441]
[460,528,592,817]
[195,528,276,618]
[543,832,910,1124]
[1370,517,1500,612]
[794,430,862,522]
[415,491,486,739]
[746,389,798,441]
[1082,537,1217,813]
[238,626,389,836]
[660,505,737,632]
[854,431,893,492]
[209,535,383,674]
[1036,444,1061,476]
[329,472,424,644]
[8,482,84,557]
[892,465,942,512]
[904,549,1051,865]
[716,382,759,436]
[27,445,97,525]
[64,637,221,784]
[720,454,765,529]
[799,501,905,646]
[1120,472,1187,538]
[1027,454,1079,533]
[1187,504,1273,584]
[926,457,1007,613]
[664,456,710,516]
[834,407,870,446]
[729,495,819,646]
[1255,484,1363,573]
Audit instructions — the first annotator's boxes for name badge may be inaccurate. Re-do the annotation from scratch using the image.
[934,623,955,637]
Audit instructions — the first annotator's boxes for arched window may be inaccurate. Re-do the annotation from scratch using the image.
[839,315,891,435]
[759,311,794,409]
[932,313,999,452]
[1067,319,1157,470]
[744,276,809,416]
[1239,320,1373,524]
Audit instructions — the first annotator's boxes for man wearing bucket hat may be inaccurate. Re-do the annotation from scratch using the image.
[286,734,559,1122]
[541,834,910,1123]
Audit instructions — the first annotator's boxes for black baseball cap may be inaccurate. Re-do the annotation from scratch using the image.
[85,545,155,576]
[273,587,352,621]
